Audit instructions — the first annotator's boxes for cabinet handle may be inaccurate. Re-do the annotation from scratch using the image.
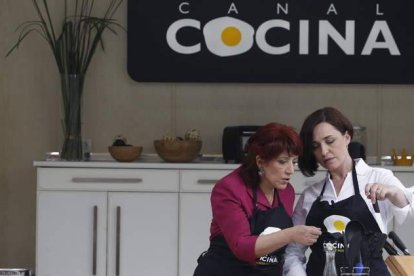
[72,177,143,183]
[197,179,218,184]
[92,206,98,275]
[116,206,121,276]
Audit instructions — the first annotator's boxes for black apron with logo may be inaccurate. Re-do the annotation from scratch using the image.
[305,162,389,276]
[194,187,293,276]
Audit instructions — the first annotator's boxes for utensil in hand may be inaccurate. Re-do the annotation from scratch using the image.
[373,201,380,213]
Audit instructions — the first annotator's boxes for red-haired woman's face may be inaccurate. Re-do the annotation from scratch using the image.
[257,151,298,191]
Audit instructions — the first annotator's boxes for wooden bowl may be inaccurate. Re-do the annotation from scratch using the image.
[108,146,143,162]
[154,140,202,163]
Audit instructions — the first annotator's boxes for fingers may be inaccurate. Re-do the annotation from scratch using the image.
[365,183,386,203]
[311,227,322,235]
[365,183,374,197]
[307,235,319,245]
[306,227,322,245]
[376,187,384,198]
[294,226,322,246]
[303,235,317,246]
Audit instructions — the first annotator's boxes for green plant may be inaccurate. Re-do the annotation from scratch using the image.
[7,0,123,75]
[7,0,124,160]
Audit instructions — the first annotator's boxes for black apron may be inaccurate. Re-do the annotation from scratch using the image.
[194,187,293,276]
[305,161,389,276]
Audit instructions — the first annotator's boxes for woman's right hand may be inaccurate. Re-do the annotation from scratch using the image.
[289,225,322,246]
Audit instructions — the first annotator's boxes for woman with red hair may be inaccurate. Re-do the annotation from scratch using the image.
[194,123,322,276]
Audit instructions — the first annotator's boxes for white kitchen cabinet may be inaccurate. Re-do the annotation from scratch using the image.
[107,192,178,276]
[291,170,326,206]
[179,193,211,276]
[35,165,180,276]
[37,191,107,276]
[178,169,232,276]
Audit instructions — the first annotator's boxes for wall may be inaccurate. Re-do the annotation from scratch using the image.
[1,0,414,270]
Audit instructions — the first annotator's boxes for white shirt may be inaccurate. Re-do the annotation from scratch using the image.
[283,159,413,276]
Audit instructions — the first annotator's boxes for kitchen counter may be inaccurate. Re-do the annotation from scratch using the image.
[34,157,242,276]
[34,153,414,172]
[34,155,240,170]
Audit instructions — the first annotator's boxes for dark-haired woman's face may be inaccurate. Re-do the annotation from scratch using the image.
[311,122,351,171]
[258,151,298,191]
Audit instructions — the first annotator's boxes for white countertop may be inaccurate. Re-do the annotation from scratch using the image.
[33,153,414,172]
[33,160,241,170]
[34,153,240,170]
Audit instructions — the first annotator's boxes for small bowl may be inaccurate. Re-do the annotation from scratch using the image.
[154,140,202,163]
[108,146,143,162]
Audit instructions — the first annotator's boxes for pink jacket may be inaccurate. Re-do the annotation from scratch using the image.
[209,167,295,264]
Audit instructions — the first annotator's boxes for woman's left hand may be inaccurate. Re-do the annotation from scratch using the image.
[365,183,409,208]
[365,183,391,203]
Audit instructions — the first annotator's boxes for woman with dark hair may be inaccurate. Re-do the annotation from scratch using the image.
[194,122,322,276]
[284,107,413,276]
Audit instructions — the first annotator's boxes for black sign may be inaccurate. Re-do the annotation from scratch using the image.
[127,0,414,83]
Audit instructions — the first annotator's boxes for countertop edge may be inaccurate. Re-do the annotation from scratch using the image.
[33,160,241,170]
[33,160,414,172]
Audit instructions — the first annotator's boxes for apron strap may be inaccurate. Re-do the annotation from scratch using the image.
[351,160,360,196]
[274,189,283,209]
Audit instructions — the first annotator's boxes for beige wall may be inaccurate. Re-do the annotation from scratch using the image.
[1,0,414,270]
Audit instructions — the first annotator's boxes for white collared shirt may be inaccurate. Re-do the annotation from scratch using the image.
[283,159,413,276]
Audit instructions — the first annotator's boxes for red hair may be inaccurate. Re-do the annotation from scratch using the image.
[240,123,303,188]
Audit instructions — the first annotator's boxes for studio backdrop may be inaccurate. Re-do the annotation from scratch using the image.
[127,0,414,83]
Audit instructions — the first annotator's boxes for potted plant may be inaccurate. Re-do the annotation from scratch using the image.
[7,0,123,160]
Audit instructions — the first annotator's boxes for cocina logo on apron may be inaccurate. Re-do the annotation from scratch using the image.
[305,161,389,276]
[321,214,351,254]
[249,188,293,269]
[194,186,293,276]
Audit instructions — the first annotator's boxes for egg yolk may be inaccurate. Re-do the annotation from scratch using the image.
[334,220,346,231]
[221,26,242,47]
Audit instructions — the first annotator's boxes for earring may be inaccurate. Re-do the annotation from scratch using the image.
[258,167,264,177]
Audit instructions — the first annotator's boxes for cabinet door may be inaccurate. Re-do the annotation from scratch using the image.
[107,192,179,276]
[37,191,107,276]
[179,193,212,276]
[179,169,231,276]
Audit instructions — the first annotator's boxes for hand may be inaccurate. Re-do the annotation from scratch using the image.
[290,225,322,246]
[366,182,410,208]
[365,183,392,203]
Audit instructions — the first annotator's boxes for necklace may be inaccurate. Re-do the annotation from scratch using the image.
[265,190,274,205]
[259,182,274,205]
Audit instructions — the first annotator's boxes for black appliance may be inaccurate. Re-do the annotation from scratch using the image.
[222,125,261,163]
[348,141,366,160]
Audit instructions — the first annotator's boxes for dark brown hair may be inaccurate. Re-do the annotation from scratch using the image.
[298,107,353,176]
[240,122,303,188]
